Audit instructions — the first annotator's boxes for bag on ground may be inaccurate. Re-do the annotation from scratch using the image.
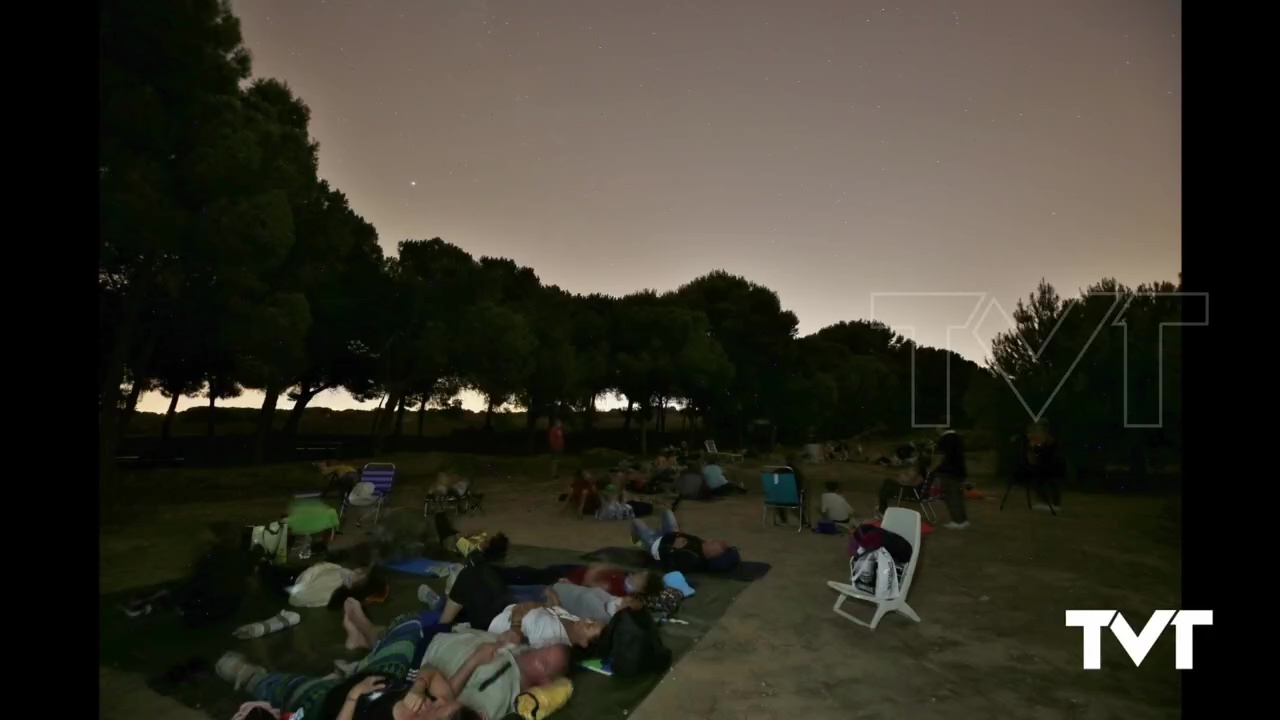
[596,608,672,677]
[251,520,290,566]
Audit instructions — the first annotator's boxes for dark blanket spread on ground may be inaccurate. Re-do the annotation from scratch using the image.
[99,544,754,720]
[581,546,774,582]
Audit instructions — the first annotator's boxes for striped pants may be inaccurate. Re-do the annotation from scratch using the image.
[247,614,423,716]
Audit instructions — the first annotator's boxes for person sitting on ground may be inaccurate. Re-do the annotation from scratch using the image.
[702,458,746,496]
[875,454,931,518]
[593,474,636,521]
[487,601,604,649]
[217,610,466,720]
[819,480,854,525]
[674,459,711,501]
[630,507,741,574]
[561,470,603,517]
[317,460,361,501]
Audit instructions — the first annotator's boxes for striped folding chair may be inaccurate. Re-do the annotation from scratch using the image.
[341,463,396,528]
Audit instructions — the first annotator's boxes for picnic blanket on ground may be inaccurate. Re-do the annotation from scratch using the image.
[99,544,754,720]
[384,556,457,577]
[581,546,773,582]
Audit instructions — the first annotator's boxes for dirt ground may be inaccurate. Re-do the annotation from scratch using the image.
[100,452,1182,720]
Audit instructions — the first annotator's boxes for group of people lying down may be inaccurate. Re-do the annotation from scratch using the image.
[219,508,742,720]
[562,456,749,521]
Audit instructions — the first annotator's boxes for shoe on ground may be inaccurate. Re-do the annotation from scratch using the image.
[943,521,970,530]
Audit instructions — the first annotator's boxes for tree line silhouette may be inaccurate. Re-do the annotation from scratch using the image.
[100,0,1186,483]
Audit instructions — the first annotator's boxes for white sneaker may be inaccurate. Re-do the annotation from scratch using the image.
[944,521,970,530]
[418,584,442,608]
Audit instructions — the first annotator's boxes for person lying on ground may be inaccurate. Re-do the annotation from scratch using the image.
[338,601,571,720]
[542,581,646,624]
[487,601,604,649]
[630,507,741,574]
[281,560,389,609]
[565,562,663,598]
[425,627,570,720]
[431,510,510,562]
[439,560,515,633]
[218,609,467,720]
[489,562,652,594]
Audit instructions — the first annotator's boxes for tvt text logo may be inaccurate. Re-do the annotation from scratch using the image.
[1065,610,1212,669]
[869,291,1208,428]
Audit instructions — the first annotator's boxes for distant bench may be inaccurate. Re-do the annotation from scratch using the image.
[115,455,186,469]
[294,442,343,460]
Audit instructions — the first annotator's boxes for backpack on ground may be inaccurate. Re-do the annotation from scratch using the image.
[596,608,672,677]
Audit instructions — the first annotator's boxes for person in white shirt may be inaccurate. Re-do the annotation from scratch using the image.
[819,481,854,524]
[487,602,604,649]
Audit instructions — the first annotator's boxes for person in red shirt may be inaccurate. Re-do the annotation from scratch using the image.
[562,563,663,598]
[548,419,565,479]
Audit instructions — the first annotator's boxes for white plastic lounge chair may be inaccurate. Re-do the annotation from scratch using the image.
[704,440,744,464]
[827,507,923,630]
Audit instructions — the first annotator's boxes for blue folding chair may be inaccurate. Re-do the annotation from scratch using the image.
[761,465,806,532]
[341,462,396,527]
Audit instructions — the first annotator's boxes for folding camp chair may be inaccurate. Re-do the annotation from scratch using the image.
[827,507,923,630]
[761,465,806,532]
[341,463,396,528]
[1000,471,1059,516]
[705,440,744,464]
[894,474,940,524]
[424,490,486,517]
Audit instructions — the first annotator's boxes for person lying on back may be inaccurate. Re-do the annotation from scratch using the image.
[487,601,604,649]
[565,563,662,598]
[542,581,646,624]
[631,508,741,574]
[423,627,571,720]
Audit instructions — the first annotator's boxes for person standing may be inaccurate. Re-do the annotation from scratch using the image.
[933,427,969,529]
[548,418,565,479]
[1029,422,1065,512]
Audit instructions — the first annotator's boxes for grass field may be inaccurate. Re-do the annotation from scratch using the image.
[100,448,1182,720]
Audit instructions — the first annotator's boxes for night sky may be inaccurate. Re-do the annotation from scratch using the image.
[138,0,1181,414]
